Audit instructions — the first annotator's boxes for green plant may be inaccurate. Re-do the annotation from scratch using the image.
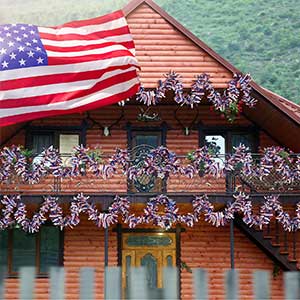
[180,261,193,273]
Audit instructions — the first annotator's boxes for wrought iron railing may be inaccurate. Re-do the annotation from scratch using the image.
[1,148,300,194]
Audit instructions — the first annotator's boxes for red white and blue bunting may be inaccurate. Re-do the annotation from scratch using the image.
[1,144,300,185]
[0,193,300,233]
[135,72,257,122]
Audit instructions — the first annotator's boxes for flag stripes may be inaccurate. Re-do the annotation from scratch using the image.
[0,10,139,127]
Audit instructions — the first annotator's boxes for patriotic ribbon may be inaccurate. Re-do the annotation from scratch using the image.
[1,193,300,233]
[135,72,257,121]
[1,145,299,186]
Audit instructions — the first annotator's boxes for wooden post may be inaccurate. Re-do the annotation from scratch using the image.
[225,269,239,300]
[50,267,65,300]
[104,227,109,267]
[193,268,208,300]
[19,267,35,300]
[80,267,95,300]
[253,270,270,300]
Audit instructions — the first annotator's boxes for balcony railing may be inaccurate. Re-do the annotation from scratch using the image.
[1,145,300,195]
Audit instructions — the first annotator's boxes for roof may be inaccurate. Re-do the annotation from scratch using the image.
[259,86,300,123]
[123,0,300,125]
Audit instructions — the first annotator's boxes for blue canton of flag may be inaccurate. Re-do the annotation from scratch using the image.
[0,23,48,70]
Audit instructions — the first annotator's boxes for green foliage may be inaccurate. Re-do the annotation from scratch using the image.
[0,0,299,103]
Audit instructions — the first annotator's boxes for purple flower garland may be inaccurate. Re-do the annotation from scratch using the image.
[135,71,257,121]
[1,192,300,232]
[1,145,300,187]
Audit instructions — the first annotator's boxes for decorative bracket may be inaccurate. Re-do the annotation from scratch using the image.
[85,107,124,136]
[137,107,161,122]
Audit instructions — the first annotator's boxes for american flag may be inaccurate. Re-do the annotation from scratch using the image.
[0,10,140,127]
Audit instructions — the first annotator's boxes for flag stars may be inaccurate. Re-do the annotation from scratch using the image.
[0,24,46,70]
[1,61,9,69]
[9,52,16,60]
[0,48,7,55]
[37,57,44,64]
[19,58,26,66]
[27,50,34,58]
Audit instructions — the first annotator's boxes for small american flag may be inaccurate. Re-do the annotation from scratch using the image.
[0,10,140,127]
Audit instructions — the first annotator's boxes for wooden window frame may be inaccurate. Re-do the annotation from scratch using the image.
[3,225,64,278]
[25,124,87,152]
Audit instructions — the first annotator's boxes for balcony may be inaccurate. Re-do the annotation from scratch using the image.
[1,145,300,199]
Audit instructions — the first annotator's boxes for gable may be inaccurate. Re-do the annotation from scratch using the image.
[126,3,233,88]
[124,0,300,152]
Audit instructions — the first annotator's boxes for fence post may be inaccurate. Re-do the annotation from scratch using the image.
[284,272,300,300]
[163,267,179,299]
[80,267,95,300]
[127,267,149,299]
[225,269,239,300]
[253,270,270,300]
[105,266,121,300]
[50,267,65,300]
[0,267,5,300]
[193,268,208,300]
[19,266,35,300]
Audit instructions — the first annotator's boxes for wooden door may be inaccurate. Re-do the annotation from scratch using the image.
[122,233,176,298]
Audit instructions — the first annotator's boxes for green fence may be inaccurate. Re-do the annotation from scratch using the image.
[0,267,300,299]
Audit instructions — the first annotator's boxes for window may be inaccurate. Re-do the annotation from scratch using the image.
[201,129,257,154]
[58,133,80,165]
[132,132,161,149]
[231,133,255,151]
[204,134,226,165]
[130,131,163,193]
[32,133,54,154]
[27,129,81,165]
[0,226,62,276]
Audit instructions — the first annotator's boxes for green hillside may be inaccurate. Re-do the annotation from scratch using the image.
[0,0,299,103]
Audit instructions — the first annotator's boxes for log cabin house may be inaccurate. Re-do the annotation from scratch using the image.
[1,0,300,299]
